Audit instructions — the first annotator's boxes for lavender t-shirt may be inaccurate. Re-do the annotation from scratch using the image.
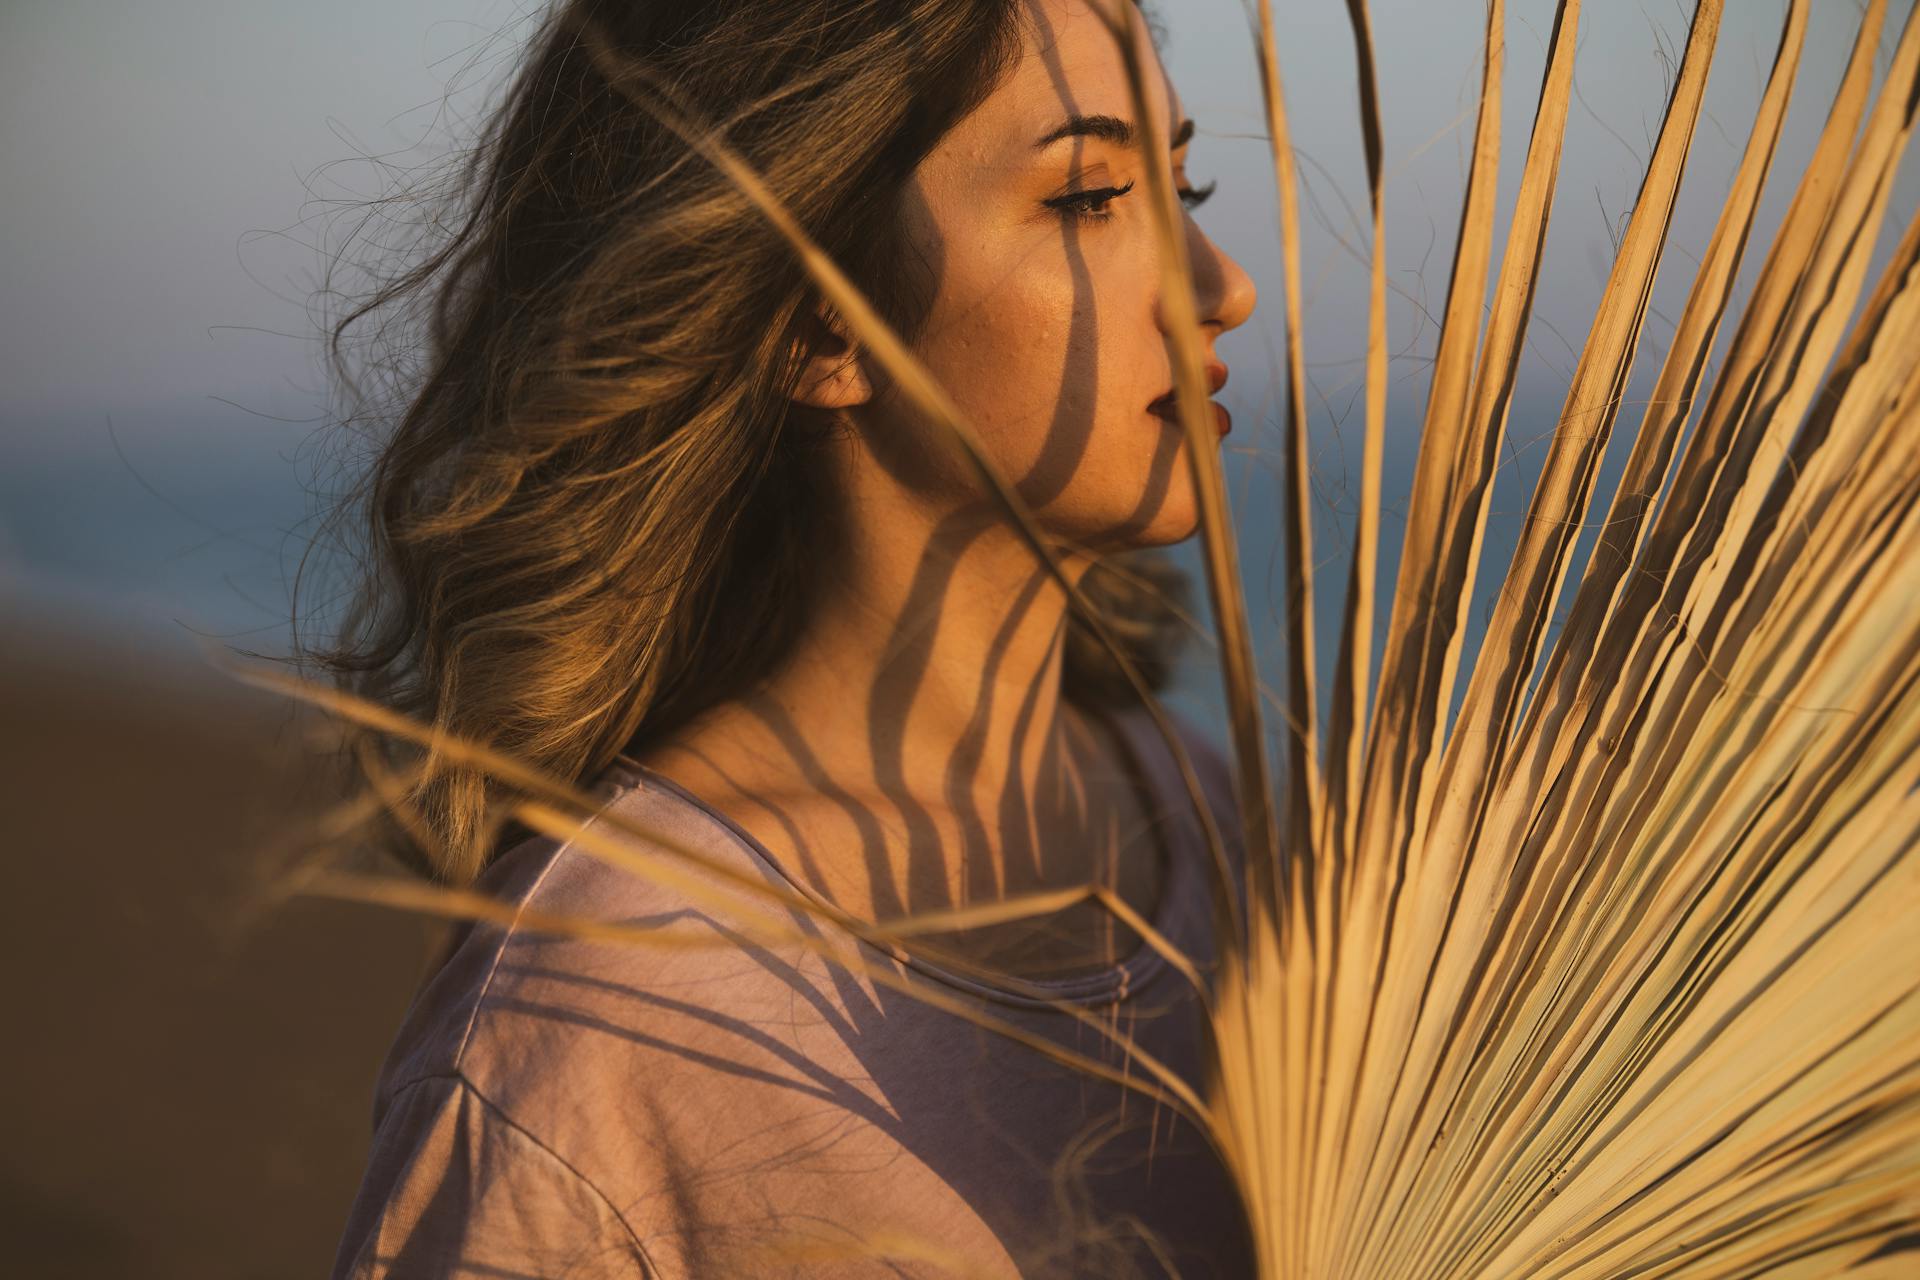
[330,705,1255,1278]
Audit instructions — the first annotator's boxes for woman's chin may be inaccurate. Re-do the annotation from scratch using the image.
[1029,483,1205,554]
[1147,489,1207,548]
[1106,501,1206,553]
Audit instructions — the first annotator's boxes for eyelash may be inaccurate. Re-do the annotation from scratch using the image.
[1044,178,1217,223]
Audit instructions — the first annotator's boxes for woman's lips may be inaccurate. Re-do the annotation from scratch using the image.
[1151,400,1232,436]
[1148,363,1232,436]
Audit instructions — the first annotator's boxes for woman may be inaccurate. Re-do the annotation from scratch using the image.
[323,0,1259,1274]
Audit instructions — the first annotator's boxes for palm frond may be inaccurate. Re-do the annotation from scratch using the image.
[1206,1,1920,1273]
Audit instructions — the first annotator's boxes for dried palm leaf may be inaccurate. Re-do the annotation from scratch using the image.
[1206,0,1920,1273]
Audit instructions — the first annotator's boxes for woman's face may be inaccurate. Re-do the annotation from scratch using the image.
[846,0,1257,551]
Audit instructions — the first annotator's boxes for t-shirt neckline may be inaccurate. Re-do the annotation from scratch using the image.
[611,700,1200,1010]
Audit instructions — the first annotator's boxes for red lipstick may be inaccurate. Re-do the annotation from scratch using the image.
[1148,362,1232,436]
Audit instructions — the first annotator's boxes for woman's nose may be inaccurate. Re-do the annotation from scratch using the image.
[1187,222,1258,335]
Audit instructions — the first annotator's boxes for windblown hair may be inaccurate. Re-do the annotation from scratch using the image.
[308,0,1190,885]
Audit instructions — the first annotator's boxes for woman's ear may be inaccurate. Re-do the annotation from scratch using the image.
[788,302,873,411]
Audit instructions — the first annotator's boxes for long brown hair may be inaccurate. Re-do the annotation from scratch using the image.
[305,0,1189,885]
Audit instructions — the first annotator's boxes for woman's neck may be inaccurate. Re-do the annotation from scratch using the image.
[640,475,1150,941]
[766,472,1097,824]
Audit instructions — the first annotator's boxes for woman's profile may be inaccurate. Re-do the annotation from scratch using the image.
[319,0,1259,1275]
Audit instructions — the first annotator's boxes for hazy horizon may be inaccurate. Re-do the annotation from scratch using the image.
[4,0,1915,723]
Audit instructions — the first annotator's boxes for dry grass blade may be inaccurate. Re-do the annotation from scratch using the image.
[1516,0,1810,755]
[1439,0,1721,841]
[1356,0,1503,893]
[1093,0,1280,950]
[1408,0,1582,890]
[1294,4,1395,1266]
[1318,0,1391,894]
[1250,0,1322,917]
[1327,1,1514,1267]
[1740,205,1920,602]
[1249,3,1331,1258]
[1546,0,1891,773]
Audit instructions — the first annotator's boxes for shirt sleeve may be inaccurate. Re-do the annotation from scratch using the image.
[331,1073,656,1279]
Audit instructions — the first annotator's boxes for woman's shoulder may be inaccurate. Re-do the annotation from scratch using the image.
[353,723,1250,1274]
[367,703,1241,1119]
[368,759,823,1113]
[354,760,1032,1270]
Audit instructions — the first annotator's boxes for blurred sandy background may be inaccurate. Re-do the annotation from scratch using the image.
[1,604,435,1278]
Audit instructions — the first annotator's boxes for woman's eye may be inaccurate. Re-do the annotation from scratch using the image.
[1043,177,1212,222]
[1045,179,1135,221]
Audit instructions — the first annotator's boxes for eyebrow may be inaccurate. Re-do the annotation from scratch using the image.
[1034,114,1196,151]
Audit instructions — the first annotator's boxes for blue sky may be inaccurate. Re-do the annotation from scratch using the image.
[2,0,1914,717]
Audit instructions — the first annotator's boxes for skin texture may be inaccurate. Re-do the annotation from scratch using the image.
[641,0,1257,974]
